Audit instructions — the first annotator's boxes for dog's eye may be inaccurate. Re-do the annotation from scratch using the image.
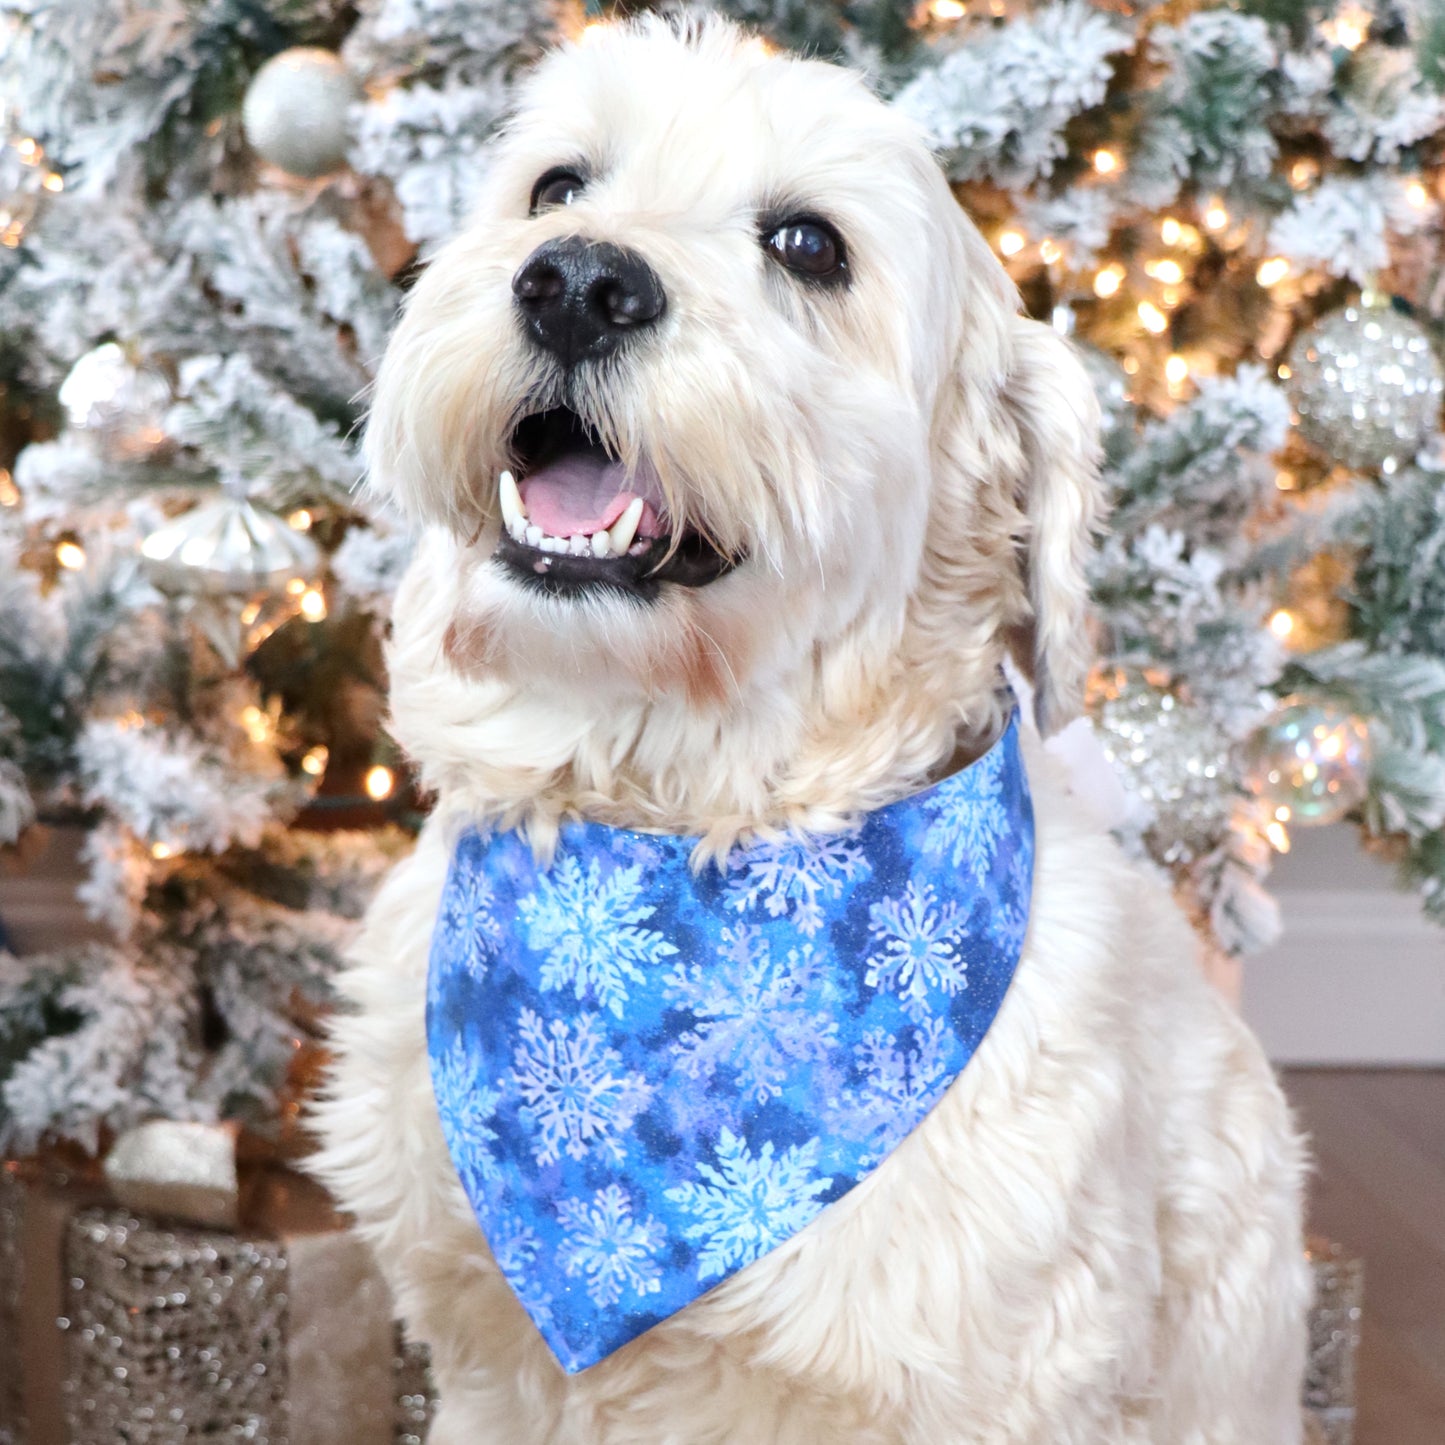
[764,219,846,281]
[530,168,585,214]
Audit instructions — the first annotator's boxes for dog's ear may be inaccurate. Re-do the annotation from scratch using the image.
[1002,316,1105,736]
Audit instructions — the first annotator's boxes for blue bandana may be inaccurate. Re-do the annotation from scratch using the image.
[426,708,1033,1373]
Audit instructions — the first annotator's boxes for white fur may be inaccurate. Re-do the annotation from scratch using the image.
[313,18,1309,1441]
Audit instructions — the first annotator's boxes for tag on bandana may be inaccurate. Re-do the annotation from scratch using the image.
[426,709,1034,1372]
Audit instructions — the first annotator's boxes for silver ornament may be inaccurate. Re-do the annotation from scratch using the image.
[140,489,320,663]
[242,47,358,179]
[1244,697,1371,826]
[58,343,171,459]
[1093,669,1235,863]
[1286,298,1443,471]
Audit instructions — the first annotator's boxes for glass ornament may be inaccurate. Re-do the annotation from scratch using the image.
[1286,298,1443,471]
[1092,668,1235,863]
[1244,698,1372,825]
[242,48,358,179]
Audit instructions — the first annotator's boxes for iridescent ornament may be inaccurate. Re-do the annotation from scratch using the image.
[57,342,171,459]
[1286,297,1443,471]
[1092,669,1235,863]
[1244,698,1372,825]
[140,486,319,662]
[242,47,358,179]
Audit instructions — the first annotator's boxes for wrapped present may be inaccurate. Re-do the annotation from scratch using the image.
[0,1158,436,1445]
[1303,1237,1363,1445]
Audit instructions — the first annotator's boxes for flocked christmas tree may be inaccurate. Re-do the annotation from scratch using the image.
[1,0,1444,1156]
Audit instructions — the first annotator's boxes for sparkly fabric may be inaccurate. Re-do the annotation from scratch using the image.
[427,711,1034,1372]
[0,1171,25,1445]
[62,1209,287,1442]
[1305,1238,1363,1445]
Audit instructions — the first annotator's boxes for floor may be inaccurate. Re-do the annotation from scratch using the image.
[1282,1069,1445,1445]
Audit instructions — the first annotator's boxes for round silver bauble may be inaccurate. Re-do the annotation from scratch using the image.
[242,48,358,179]
[1286,300,1443,471]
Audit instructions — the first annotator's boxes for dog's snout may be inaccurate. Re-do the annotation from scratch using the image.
[512,237,666,366]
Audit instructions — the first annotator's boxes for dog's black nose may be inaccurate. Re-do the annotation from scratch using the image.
[512,237,666,366]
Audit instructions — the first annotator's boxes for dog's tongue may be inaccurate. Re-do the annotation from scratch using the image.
[519,455,665,538]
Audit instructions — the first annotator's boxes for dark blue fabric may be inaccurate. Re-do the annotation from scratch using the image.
[426,710,1033,1372]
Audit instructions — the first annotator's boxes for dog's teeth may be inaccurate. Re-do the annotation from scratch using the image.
[591,530,611,558]
[525,524,542,547]
[568,535,589,556]
[539,536,565,554]
[498,470,527,532]
[607,497,644,555]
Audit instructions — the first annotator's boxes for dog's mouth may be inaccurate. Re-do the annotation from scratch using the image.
[493,407,737,601]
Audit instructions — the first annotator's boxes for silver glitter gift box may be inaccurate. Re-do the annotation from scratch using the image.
[0,1163,436,1445]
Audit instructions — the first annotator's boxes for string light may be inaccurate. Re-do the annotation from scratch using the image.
[1264,819,1291,853]
[929,0,966,17]
[1269,609,1296,640]
[1092,148,1119,176]
[151,841,175,860]
[997,229,1025,257]
[55,540,86,570]
[240,704,273,744]
[1137,301,1168,335]
[1256,257,1290,287]
[14,138,40,165]
[1407,180,1430,211]
[364,764,395,801]
[1160,217,1183,245]
[1122,356,1140,375]
[1164,354,1189,391]
[1275,470,1298,491]
[1038,238,1062,265]
[287,508,312,530]
[299,587,327,622]
[1275,806,1292,823]
[300,745,329,778]
[286,576,308,596]
[41,172,62,193]
[1145,258,1184,284]
[1203,202,1229,232]
[1277,363,1292,380]
[1290,159,1319,191]
[1093,264,1124,298]
[0,468,16,506]
[1321,2,1370,50]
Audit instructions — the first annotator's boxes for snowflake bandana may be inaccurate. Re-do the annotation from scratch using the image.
[426,708,1033,1373]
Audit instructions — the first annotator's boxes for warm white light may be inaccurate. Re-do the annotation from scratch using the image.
[1321,3,1370,50]
[0,469,16,507]
[1138,301,1168,335]
[1275,470,1297,491]
[287,508,312,530]
[1092,149,1119,176]
[1160,217,1183,246]
[930,0,967,18]
[1407,180,1430,211]
[240,704,273,744]
[1093,265,1124,299]
[299,587,327,622]
[1039,238,1062,265]
[1269,609,1296,640]
[55,540,86,570]
[301,745,329,778]
[151,841,174,860]
[1277,363,1293,380]
[1290,159,1318,191]
[42,172,62,193]
[1164,354,1189,387]
[1204,202,1229,232]
[1256,257,1290,288]
[998,229,1025,257]
[1264,820,1292,853]
[286,576,308,596]
[364,764,395,801]
[1146,258,1184,284]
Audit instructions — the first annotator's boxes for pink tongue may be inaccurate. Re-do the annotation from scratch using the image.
[519,455,664,538]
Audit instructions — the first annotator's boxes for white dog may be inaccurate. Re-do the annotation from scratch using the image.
[313,17,1310,1443]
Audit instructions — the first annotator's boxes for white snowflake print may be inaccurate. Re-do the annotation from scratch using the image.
[664,925,838,1102]
[991,847,1032,955]
[725,831,870,936]
[864,880,969,1011]
[437,863,502,980]
[510,1010,652,1167]
[517,855,677,1017]
[488,1211,554,1330]
[665,1129,834,1282]
[844,1018,952,1165]
[555,1184,665,1309]
[432,1038,502,1189]
[923,747,1008,884]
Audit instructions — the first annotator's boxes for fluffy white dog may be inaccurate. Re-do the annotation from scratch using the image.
[313,17,1310,1443]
